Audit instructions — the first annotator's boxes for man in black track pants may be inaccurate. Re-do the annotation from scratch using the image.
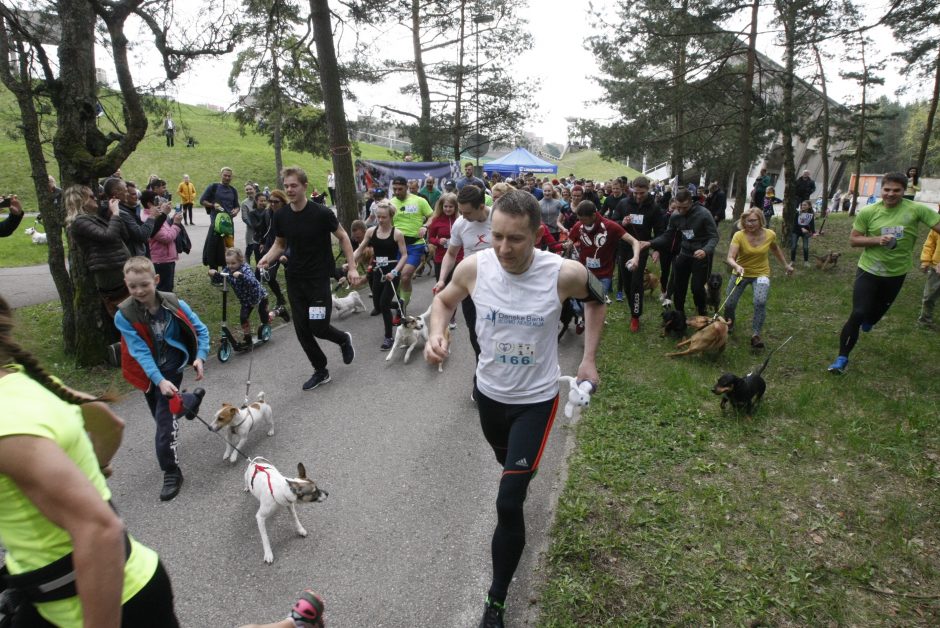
[649,188,718,317]
[610,175,664,332]
[425,189,607,628]
[258,167,360,391]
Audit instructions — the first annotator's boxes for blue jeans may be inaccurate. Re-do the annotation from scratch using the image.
[789,232,810,262]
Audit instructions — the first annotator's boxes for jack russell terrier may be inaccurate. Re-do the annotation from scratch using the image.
[24,227,47,245]
[332,291,366,317]
[386,306,448,371]
[210,392,274,463]
[244,457,328,564]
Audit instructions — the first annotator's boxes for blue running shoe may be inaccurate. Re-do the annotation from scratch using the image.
[615,291,624,302]
[827,356,848,374]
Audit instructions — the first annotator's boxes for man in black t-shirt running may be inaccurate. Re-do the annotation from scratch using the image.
[258,167,361,390]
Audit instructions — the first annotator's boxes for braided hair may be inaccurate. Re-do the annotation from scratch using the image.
[0,295,102,405]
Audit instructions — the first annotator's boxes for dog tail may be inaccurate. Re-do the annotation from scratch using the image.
[752,335,793,378]
[256,391,265,403]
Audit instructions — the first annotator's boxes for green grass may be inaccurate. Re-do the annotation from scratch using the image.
[0,214,65,266]
[0,88,395,268]
[539,214,940,627]
[556,149,643,182]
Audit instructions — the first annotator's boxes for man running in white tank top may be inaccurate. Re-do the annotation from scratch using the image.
[425,189,608,628]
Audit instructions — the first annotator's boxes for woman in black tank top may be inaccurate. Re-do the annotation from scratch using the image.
[354,202,408,349]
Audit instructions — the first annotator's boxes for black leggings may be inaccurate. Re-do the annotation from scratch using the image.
[671,253,709,315]
[475,387,559,604]
[838,269,906,357]
[239,297,270,326]
[370,268,401,338]
[13,560,180,628]
[618,245,650,317]
[285,275,348,372]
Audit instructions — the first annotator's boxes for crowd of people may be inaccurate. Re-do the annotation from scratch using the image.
[1,158,938,628]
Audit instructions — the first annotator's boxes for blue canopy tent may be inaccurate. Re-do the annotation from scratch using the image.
[482,147,558,177]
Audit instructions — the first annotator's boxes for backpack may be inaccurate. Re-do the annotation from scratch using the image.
[213,211,234,236]
[175,223,192,254]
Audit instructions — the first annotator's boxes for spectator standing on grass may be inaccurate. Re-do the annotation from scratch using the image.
[794,170,816,207]
[66,185,130,316]
[327,170,336,205]
[790,200,816,267]
[917,203,940,327]
[200,167,240,273]
[827,172,940,374]
[905,166,920,200]
[0,194,24,237]
[177,174,196,225]
[241,183,260,265]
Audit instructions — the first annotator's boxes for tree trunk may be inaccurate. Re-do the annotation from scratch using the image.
[310,0,357,229]
[850,41,868,217]
[452,0,466,164]
[54,0,109,365]
[917,47,940,176]
[779,1,797,241]
[812,37,831,215]
[411,0,433,161]
[671,2,688,181]
[0,25,76,351]
[272,57,285,187]
[733,0,760,220]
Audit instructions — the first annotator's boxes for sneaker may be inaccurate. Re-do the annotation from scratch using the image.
[370,308,380,316]
[861,322,873,332]
[751,334,764,349]
[380,337,393,351]
[827,356,848,374]
[616,291,624,302]
[917,315,934,327]
[184,388,205,420]
[302,370,331,391]
[291,589,325,627]
[160,468,183,501]
[478,598,505,628]
[659,292,667,304]
[630,316,640,333]
[278,305,291,323]
[340,332,355,364]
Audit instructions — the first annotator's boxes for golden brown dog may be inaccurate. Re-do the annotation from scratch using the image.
[643,268,659,295]
[666,317,729,357]
[814,251,841,270]
[686,315,713,331]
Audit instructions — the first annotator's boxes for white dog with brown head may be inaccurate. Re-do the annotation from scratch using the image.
[244,457,328,564]
[385,305,448,371]
[209,392,274,463]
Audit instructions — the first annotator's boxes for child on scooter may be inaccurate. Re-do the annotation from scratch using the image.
[209,247,283,347]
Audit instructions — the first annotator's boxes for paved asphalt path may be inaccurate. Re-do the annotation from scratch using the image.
[1,220,212,308]
[104,280,586,627]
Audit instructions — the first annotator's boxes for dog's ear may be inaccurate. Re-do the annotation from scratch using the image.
[297,462,307,479]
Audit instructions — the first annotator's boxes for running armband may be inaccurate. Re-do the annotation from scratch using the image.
[583,271,610,304]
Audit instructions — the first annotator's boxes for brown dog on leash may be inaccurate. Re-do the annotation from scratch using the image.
[814,251,841,270]
[666,317,729,357]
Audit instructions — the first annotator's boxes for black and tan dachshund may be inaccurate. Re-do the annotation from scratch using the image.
[711,336,792,418]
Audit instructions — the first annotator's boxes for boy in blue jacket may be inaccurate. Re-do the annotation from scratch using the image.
[115,256,210,501]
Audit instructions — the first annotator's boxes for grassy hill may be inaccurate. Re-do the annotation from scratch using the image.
[556,148,643,182]
[0,91,396,215]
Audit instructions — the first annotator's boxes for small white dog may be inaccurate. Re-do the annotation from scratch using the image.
[24,227,47,245]
[385,306,448,372]
[332,290,366,317]
[209,392,274,463]
[244,457,328,564]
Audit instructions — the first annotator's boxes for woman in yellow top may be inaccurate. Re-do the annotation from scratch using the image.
[905,166,920,200]
[177,174,197,225]
[724,206,794,348]
[0,295,179,627]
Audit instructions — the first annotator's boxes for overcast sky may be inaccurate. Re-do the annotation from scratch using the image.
[133,0,920,146]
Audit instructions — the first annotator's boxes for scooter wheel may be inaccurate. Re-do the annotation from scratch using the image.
[218,341,233,363]
[258,324,272,342]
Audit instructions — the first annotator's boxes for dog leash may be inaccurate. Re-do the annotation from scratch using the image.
[713,273,744,320]
[169,394,254,463]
